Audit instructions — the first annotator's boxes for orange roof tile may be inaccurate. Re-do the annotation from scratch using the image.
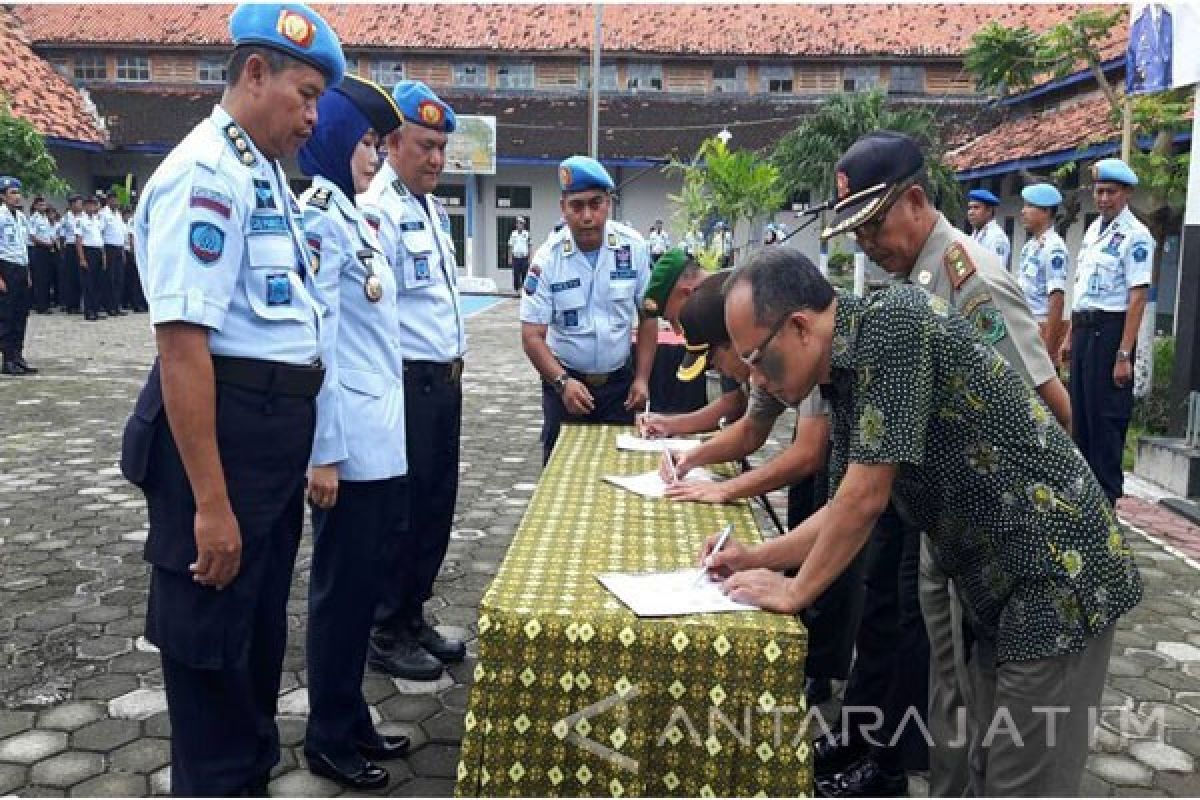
[946,92,1117,172]
[14,3,1111,58]
[0,10,104,144]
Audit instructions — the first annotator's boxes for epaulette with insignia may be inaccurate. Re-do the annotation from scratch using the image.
[391,179,409,198]
[562,238,574,256]
[307,187,331,211]
[222,122,257,167]
[606,232,619,249]
[943,243,976,290]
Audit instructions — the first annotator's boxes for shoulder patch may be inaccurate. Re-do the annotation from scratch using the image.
[1131,241,1150,263]
[189,221,225,265]
[307,187,331,211]
[523,263,541,296]
[944,243,976,290]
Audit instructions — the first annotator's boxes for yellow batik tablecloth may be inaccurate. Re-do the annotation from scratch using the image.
[455,425,812,797]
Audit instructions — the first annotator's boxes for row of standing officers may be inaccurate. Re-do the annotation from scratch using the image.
[118,3,473,794]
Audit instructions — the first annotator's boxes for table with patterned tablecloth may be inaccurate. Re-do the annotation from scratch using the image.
[456,424,812,797]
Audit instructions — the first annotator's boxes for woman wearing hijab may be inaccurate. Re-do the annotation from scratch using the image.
[297,75,410,791]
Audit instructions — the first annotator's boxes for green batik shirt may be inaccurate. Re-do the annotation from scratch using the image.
[823,286,1142,664]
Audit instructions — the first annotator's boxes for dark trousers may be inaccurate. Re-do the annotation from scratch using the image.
[58,248,81,312]
[511,256,529,292]
[1070,312,1132,505]
[789,467,864,684]
[0,259,31,361]
[124,248,147,311]
[843,508,930,772]
[374,362,462,636]
[540,365,636,465]
[81,246,105,317]
[126,364,316,796]
[307,477,408,762]
[105,244,125,312]
[30,245,54,312]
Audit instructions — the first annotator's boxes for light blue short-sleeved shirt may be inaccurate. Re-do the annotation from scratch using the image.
[1072,206,1155,313]
[519,220,651,374]
[134,106,321,366]
[1017,229,1070,320]
[359,161,465,363]
[973,219,1011,269]
[0,207,29,264]
[302,176,407,481]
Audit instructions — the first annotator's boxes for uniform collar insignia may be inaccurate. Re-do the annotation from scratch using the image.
[391,178,409,198]
[221,121,258,168]
[606,231,619,249]
[562,237,574,256]
[308,187,332,211]
[943,242,976,290]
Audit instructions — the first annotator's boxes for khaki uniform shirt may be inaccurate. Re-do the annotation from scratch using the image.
[908,214,1055,390]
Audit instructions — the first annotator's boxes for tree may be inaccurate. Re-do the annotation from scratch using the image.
[0,97,69,196]
[770,90,963,225]
[963,11,1190,261]
[666,136,785,267]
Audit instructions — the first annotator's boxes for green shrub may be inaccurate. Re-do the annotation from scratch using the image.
[1131,335,1177,434]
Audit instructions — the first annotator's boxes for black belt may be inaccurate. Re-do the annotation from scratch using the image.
[212,355,325,398]
[404,358,464,383]
[565,364,632,388]
[1072,310,1125,329]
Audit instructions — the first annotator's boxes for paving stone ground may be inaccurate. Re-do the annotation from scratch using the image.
[2,303,1200,797]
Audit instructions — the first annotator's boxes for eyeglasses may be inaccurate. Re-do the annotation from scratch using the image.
[565,194,609,215]
[740,311,793,368]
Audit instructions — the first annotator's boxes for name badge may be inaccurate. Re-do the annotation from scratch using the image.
[266,273,292,306]
[250,214,288,234]
[611,269,636,280]
[563,309,579,328]
[550,279,581,292]
[399,220,425,232]
[414,256,431,281]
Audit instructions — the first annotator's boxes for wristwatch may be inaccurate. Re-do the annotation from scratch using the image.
[552,373,569,394]
[1116,350,1132,362]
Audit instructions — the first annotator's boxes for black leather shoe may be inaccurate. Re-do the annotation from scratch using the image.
[1,361,24,376]
[85,313,98,321]
[814,729,867,777]
[805,676,833,705]
[109,309,127,316]
[367,638,444,681]
[356,733,411,761]
[816,756,907,798]
[414,618,466,663]
[14,358,37,375]
[304,750,388,791]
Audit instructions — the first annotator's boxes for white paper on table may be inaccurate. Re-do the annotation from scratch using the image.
[615,433,706,454]
[602,467,716,499]
[596,569,760,617]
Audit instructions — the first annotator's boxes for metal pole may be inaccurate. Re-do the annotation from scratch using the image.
[590,3,602,158]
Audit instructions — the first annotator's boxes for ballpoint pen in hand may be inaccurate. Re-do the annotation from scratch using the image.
[694,523,733,587]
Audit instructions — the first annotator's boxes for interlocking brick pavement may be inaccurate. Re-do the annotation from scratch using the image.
[1,304,1199,797]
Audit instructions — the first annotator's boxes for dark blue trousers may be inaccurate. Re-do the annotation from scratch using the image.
[307,477,409,763]
[105,244,125,312]
[539,366,636,465]
[58,247,81,312]
[124,364,315,796]
[81,246,104,317]
[1070,312,1132,505]
[374,363,462,636]
[845,508,930,772]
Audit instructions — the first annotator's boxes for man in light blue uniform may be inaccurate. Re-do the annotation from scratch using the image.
[520,155,657,464]
[0,176,33,375]
[966,188,1011,269]
[360,80,469,681]
[1017,183,1070,367]
[118,4,343,794]
[1068,158,1155,506]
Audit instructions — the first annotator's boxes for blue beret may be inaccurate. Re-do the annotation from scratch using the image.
[392,80,456,133]
[966,189,1001,206]
[1021,183,1063,208]
[559,156,613,194]
[0,177,21,192]
[229,3,345,87]
[1092,158,1139,187]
